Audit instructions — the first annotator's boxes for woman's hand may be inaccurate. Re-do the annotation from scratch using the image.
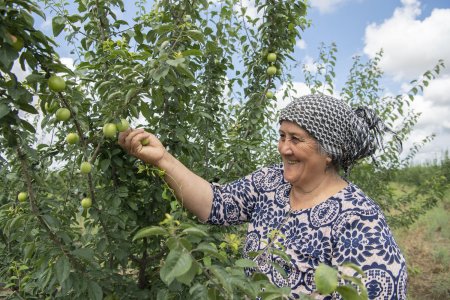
[118,128,166,167]
[118,128,213,221]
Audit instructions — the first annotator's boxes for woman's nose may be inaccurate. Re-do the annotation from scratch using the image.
[278,141,293,155]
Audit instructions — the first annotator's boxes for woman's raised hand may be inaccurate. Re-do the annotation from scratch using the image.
[118,128,166,166]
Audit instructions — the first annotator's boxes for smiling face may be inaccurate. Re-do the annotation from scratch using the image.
[278,121,332,188]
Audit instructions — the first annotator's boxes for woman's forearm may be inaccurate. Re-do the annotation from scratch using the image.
[157,151,213,222]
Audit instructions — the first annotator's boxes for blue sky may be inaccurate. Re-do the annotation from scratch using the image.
[30,0,450,164]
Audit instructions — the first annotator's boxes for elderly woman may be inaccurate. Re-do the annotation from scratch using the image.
[118,94,407,299]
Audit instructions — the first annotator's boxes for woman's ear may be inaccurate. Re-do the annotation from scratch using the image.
[326,156,332,164]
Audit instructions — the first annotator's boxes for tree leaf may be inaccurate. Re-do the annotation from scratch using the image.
[181,49,203,57]
[52,16,66,37]
[181,227,209,237]
[87,281,103,300]
[176,260,199,285]
[0,103,10,120]
[235,258,257,268]
[55,256,70,284]
[132,226,168,241]
[189,283,208,299]
[71,248,94,261]
[314,263,338,295]
[160,248,193,285]
[336,285,364,300]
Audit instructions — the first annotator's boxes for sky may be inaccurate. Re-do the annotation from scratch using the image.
[283,0,450,164]
[23,0,450,165]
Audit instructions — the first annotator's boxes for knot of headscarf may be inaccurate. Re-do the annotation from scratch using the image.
[279,94,401,176]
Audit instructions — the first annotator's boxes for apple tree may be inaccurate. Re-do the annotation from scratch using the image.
[0,0,313,299]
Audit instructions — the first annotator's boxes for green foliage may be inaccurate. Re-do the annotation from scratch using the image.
[0,0,307,298]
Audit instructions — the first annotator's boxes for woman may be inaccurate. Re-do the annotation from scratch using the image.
[118,94,407,299]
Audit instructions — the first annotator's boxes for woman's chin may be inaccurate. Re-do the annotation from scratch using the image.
[282,171,296,184]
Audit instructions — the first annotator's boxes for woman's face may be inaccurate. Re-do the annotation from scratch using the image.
[278,121,331,187]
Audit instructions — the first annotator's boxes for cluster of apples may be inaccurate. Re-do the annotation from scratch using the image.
[46,75,130,209]
[265,52,278,99]
[18,76,151,209]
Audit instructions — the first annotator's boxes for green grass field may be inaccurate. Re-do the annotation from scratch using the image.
[393,189,450,299]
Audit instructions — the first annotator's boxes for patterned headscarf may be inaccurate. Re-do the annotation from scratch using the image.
[279,94,400,175]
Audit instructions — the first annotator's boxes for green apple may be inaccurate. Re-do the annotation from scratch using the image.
[48,75,66,92]
[103,123,117,139]
[267,66,277,76]
[265,91,274,99]
[267,53,277,63]
[116,119,130,132]
[141,138,150,146]
[8,34,24,52]
[55,108,71,122]
[80,162,92,174]
[81,197,92,209]
[66,133,79,144]
[17,192,28,202]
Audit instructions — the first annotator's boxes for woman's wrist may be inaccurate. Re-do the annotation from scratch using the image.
[154,148,171,170]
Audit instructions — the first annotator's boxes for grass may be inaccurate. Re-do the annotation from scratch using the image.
[393,189,450,300]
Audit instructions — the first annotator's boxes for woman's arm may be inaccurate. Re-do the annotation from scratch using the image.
[118,128,213,221]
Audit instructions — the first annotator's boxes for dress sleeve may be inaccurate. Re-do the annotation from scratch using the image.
[207,166,283,225]
[331,208,408,299]
[206,167,267,226]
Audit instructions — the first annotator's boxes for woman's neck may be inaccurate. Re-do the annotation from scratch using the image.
[290,172,347,210]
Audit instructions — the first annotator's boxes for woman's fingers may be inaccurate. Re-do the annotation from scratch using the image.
[118,129,165,165]
[118,128,133,149]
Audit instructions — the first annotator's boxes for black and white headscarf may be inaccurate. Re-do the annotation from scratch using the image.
[279,94,400,175]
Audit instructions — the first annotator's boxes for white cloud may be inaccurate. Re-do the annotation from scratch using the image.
[364,0,450,81]
[401,75,450,163]
[40,19,52,30]
[302,55,318,73]
[363,0,450,164]
[60,57,75,70]
[276,81,311,111]
[234,0,261,25]
[296,39,307,50]
[310,0,348,14]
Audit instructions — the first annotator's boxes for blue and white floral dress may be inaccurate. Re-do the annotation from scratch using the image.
[207,164,407,299]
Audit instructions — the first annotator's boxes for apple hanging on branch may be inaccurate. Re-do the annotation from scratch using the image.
[103,123,117,139]
[55,108,71,122]
[80,162,92,174]
[267,66,277,76]
[116,119,130,132]
[266,53,277,63]
[48,75,66,92]
[17,192,28,202]
[66,133,79,144]
[81,197,92,209]
[7,33,24,52]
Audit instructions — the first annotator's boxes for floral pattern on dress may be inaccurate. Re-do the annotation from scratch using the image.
[207,164,407,299]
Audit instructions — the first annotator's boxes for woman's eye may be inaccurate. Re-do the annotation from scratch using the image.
[291,137,300,144]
